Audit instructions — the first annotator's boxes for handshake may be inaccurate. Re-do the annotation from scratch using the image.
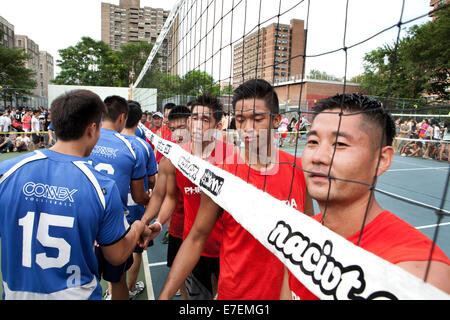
[137,220,164,249]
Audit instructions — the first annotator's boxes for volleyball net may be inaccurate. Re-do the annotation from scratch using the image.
[131,0,450,299]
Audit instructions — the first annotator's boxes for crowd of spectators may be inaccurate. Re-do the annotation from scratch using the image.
[394,117,450,162]
[0,106,54,153]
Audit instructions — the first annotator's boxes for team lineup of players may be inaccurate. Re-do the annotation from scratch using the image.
[0,79,448,300]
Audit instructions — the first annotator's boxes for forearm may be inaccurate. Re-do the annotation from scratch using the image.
[155,195,178,226]
[141,189,165,225]
[159,235,205,299]
[102,221,145,266]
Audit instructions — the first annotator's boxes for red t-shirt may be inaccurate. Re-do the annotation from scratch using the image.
[176,140,235,258]
[288,211,450,300]
[22,115,31,130]
[168,191,184,239]
[218,150,307,300]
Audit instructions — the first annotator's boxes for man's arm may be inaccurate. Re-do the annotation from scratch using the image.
[158,192,221,300]
[141,157,172,225]
[100,220,149,266]
[130,177,150,206]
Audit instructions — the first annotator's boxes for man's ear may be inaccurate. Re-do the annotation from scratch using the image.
[84,122,97,141]
[376,145,394,177]
[272,114,282,129]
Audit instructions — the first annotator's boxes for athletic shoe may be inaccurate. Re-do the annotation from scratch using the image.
[103,289,112,300]
[161,231,169,244]
[129,281,145,300]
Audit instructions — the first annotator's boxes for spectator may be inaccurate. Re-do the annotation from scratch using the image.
[278,114,289,147]
[438,122,450,163]
[0,134,14,153]
[0,111,12,133]
[31,110,41,151]
[22,110,32,132]
[14,133,30,152]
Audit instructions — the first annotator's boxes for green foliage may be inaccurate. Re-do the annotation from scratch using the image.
[358,7,450,102]
[0,46,37,96]
[53,37,124,86]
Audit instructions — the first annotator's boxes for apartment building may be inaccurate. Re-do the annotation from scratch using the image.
[0,16,15,49]
[101,0,177,74]
[233,19,306,87]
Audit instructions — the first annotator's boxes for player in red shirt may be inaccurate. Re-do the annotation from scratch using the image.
[143,96,234,299]
[280,93,450,299]
[158,79,314,300]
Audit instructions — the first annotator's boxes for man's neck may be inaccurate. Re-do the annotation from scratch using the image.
[122,126,137,136]
[318,196,384,239]
[191,139,216,160]
[102,121,119,133]
[50,140,91,158]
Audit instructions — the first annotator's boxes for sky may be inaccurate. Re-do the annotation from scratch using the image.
[0,0,433,83]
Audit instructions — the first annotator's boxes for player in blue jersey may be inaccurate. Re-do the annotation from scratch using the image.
[0,89,150,300]
[88,95,150,300]
[121,101,158,299]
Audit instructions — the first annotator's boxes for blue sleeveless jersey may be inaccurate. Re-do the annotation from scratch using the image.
[0,149,128,300]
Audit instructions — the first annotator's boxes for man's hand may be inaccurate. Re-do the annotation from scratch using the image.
[138,225,153,249]
[147,222,163,242]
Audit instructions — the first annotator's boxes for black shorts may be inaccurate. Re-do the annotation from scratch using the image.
[167,234,183,267]
[184,255,220,299]
[32,134,40,144]
[95,246,133,283]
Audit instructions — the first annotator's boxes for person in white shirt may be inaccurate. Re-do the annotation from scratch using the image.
[31,110,41,150]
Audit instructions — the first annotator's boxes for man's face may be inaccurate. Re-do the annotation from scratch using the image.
[164,109,171,125]
[189,105,217,143]
[141,114,147,124]
[302,109,386,206]
[234,98,280,152]
[169,118,189,144]
[152,116,163,128]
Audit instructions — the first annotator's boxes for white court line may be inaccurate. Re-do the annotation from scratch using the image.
[388,166,449,172]
[142,250,155,300]
[416,222,450,230]
[148,261,167,267]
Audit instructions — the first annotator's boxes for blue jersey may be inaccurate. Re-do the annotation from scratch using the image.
[135,125,147,140]
[0,149,128,300]
[88,128,147,209]
[123,134,158,223]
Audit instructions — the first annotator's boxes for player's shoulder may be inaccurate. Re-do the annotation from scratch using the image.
[70,160,118,203]
[0,151,47,178]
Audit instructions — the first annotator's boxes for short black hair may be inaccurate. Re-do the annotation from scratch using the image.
[103,95,129,122]
[125,102,143,128]
[232,79,279,115]
[190,94,223,124]
[312,93,396,147]
[168,105,191,121]
[164,103,176,112]
[51,90,106,141]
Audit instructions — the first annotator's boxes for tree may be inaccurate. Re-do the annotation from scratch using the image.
[358,7,450,102]
[0,46,37,99]
[115,41,161,88]
[181,70,220,97]
[53,37,124,86]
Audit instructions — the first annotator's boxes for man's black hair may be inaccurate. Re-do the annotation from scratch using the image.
[232,79,279,115]
[164,102,176,112]
[312,93,396,147]
[168,105,191,121]
[190,94,224,124]
[103,95,129,122]
[125,102,143,129]
[51,90,106,141]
